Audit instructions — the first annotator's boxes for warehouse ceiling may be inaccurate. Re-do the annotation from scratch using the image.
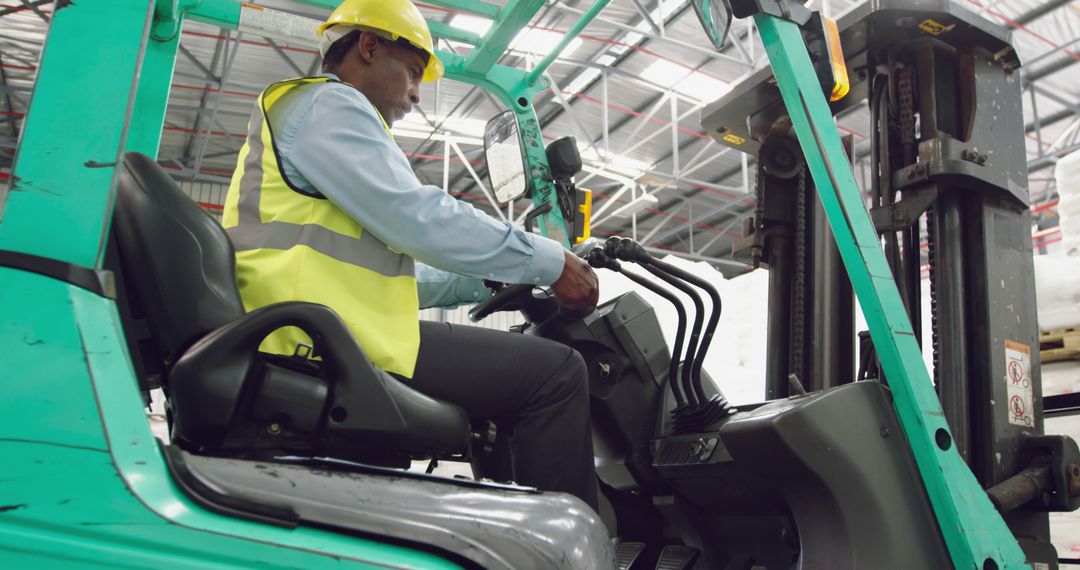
[1,0,1078,270]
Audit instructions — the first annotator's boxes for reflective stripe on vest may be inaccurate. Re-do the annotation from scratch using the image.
[222,76,420,378]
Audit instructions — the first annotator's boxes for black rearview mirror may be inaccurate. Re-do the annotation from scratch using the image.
[483,110,529,205]
[691,0,733,51]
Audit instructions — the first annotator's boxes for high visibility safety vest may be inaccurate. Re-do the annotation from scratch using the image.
[222,77,421,378]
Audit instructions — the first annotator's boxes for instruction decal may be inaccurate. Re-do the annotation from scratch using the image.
[722,133,746,145]
[1004,340,1033,428]
[918,19,956,36]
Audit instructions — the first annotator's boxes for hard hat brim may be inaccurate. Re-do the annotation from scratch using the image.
[423,53,444,82]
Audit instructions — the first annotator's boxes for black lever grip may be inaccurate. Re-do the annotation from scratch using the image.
[604,237,652,263]
[586,247,621,271]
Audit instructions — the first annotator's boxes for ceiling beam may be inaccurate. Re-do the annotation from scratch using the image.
[1009,0,1073,27]
[0,0,48,18]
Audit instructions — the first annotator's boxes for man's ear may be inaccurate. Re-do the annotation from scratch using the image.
[355,30,380,65]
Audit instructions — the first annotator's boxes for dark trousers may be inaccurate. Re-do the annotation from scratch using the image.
[400,320,598,510]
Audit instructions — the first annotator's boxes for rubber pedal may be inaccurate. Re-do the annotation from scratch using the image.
[614,541,647,570]
[655,545,700,570]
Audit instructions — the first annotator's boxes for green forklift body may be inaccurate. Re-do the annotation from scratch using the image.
[0,0,1041,567]
[0,1,612,567]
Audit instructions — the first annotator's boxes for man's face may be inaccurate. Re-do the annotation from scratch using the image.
[367,39,426,126]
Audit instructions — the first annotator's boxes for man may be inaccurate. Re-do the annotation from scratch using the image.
[221,0,600,510]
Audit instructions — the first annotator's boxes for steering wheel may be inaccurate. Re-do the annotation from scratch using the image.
[468,283,540,322]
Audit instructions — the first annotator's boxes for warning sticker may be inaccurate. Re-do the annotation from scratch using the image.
[722,133,746,145]
[1004,340,1034,428]
[918,19,956,36]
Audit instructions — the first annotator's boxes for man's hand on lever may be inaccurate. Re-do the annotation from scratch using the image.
[550,249,599,311]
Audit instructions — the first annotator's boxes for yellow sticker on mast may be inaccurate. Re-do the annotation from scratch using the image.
[918,19,956,36]
[1004,340,1034,428]
[722,133,746,145]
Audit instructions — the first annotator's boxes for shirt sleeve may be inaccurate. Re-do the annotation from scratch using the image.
[415,262,489,309]
[282,85,566,287]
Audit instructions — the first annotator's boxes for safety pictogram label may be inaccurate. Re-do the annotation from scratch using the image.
[1004,340,1033,428]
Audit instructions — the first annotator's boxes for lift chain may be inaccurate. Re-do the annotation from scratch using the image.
[754,159,765,234]
[790,167,808,382]
[897,67,916,162]
[901,67,935,384]
[750,158,767,266]
[926,206,941,387]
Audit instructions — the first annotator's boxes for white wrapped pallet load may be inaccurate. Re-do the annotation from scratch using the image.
[1041,361,1080,397]
[1033,254,1080,332]
[1056,150,1080,256]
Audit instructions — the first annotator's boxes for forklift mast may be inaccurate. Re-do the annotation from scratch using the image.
[702,0,1076,566]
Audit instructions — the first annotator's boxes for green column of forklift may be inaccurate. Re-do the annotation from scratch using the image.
[1,0,1076,569]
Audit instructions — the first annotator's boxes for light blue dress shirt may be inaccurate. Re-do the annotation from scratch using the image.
[264,74,566,309]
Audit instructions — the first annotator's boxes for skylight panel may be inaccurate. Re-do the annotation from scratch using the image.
[511,28,583,57]
[449,15,582,58]
[449,15,492,35]
[640,59,730,102]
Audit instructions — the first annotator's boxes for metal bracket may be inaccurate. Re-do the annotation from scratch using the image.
[152,0,200,41]
[987,435,1080,513]
[869,186,938,232]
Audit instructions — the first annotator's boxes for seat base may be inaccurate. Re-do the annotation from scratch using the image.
[165,445,615,569]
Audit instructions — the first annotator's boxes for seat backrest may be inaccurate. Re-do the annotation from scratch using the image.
[112,152,245,368]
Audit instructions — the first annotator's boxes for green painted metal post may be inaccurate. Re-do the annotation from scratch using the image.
[463,0,545,74]
[185,0,240,29]
[0,0,158,268]
[423,0,501,19]
[102,18,184,268]
[438,51,569,246]
[125,32,180,159]
[754,14,1029,570]
[427,20,483,46]
[296,0,503,19]
[524,0,611,86]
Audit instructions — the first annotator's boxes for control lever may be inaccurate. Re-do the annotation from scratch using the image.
[605,238,703,408]
[587,248,688,408]
[609,237,723,402]
[605,237,734,431]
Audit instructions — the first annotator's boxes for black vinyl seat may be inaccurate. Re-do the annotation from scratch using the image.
[110,152,470,464]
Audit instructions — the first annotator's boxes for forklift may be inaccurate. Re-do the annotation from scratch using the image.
[0,1,1076,569]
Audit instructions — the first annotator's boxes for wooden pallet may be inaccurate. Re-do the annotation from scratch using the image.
[1040,328,1080,363]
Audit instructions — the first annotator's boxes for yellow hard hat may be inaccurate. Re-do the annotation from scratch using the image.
[317,0,444,82]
